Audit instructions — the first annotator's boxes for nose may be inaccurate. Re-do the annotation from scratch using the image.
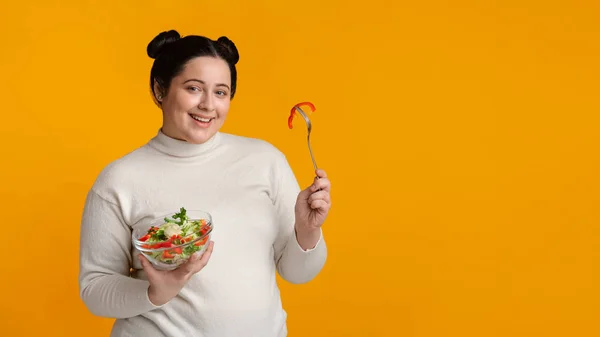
[198,93,215,111]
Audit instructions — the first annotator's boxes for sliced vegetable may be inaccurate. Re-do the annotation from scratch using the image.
[288,102,316,129]
[137,207,212,265]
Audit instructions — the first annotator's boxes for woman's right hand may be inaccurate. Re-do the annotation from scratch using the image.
[138,241,215,306]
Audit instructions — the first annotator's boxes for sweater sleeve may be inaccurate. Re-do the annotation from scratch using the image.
[78,188,162,318]
[272,152,328,284]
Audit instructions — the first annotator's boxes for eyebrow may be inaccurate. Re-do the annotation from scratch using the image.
[183,79,230,90]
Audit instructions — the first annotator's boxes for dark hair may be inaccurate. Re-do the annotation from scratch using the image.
[147,30,240,102]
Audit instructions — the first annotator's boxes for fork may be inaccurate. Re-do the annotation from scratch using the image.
[292,104,319,173]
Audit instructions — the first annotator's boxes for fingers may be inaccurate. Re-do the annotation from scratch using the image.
[310,199,330,211]
[311,176,331,193]
[308,190,331,206]
[298,169,331,201]
[179,241,214,275]
[138,254,157,278]
[315,169,328,179]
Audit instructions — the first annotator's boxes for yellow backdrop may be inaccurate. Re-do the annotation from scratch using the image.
[1,1,598,336]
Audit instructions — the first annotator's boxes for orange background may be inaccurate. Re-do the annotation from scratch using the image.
[1,1,599,336]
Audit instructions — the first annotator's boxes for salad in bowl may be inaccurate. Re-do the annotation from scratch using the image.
[132,207,213,271]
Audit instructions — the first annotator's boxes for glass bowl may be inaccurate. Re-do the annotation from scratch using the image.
[132,209,213,271]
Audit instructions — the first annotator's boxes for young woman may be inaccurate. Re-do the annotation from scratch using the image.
[78,30,331,337]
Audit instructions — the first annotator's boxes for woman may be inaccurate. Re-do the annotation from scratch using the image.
[78,30,331,337]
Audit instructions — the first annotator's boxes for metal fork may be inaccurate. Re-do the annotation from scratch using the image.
[293,105,319,172]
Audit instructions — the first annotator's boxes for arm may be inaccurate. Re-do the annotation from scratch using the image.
[78,189,162,318]
[272,153,328,284]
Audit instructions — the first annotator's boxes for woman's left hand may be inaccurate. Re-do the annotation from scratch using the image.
[294,169,331,249]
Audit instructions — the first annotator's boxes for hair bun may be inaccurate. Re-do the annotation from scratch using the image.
[147,30,181,59]
[217,36,239,65]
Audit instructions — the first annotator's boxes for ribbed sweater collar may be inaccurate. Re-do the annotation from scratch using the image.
[148,129,221,158]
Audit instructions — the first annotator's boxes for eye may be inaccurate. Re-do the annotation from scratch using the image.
[216,90,228,96]
[188,86,201,92]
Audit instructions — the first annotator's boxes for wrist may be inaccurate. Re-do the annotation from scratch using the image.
[294,226,321,251]
[147,285,170,306]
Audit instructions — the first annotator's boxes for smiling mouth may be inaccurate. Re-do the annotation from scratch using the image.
[189,114,214,123]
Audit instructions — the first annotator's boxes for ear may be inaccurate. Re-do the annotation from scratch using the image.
[153,79,165,103]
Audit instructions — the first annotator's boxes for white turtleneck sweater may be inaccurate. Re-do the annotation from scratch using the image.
[78,130,327,337]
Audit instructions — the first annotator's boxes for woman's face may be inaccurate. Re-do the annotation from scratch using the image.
[157,56,232,144]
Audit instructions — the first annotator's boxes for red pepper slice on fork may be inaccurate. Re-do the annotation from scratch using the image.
[288,101,316,129]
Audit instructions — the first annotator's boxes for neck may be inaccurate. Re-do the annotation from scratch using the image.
[160,127,188,143]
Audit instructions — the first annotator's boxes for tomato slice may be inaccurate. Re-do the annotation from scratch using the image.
[195,237,209,246]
